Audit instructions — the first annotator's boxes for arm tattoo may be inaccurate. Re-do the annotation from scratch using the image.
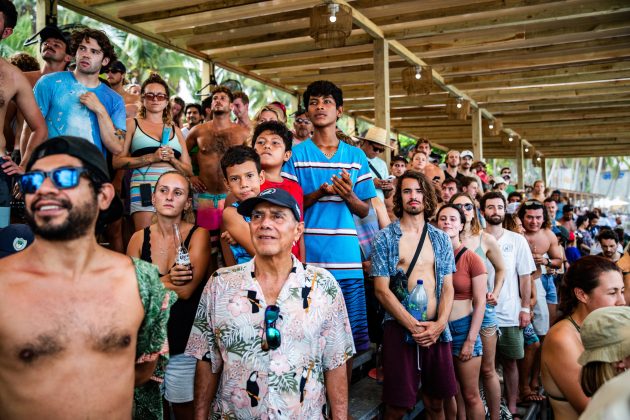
[115,129,125,141]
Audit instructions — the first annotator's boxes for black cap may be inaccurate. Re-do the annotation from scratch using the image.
[26,136,123,224]
[106,60,126,74]
[0,224,34,258]
[39,25,71,46]
[552,189,562,195]
[563,204,574,213]
[237,188,301,222]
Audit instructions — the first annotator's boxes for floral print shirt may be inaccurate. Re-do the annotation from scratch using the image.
[185,256,355,419]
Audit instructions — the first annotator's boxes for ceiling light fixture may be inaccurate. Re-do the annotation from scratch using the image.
[414,66,421,80]
[328,3,339,22]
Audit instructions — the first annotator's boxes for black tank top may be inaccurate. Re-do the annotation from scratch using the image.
[139,225,207,355]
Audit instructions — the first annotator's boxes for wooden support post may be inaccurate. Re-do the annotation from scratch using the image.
[516,139,524,190]
[541,157,547,187]
[36,0,57,31]
[373,38,391,165]
[472,108,483,161]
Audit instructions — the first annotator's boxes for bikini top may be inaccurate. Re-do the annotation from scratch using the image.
[130,118,182,158]
[140,225,198,276]
[474,231,487,262]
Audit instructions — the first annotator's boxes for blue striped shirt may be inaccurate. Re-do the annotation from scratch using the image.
[282,139,376,280]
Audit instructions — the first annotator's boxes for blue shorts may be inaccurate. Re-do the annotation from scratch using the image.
[541,273,558,304]
[163,353,196,403]
[338,277,370,352]
[480,303,498,336]
[523,323,540,347]
[448,314,483,358]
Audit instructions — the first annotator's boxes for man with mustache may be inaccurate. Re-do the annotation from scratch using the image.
[185,86,249,273]
[371,170,457,419]
[517,199,563,405]
[0,136,173,419]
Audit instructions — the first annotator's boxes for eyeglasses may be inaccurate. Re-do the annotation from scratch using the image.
[19,167,90,194]
[143,92,169,102]
[262,305,281,351]
[295,118,311,124]
[523,200,544,209]
[454,203,474,211]
[106,69,122,74]
[372,144,385,153]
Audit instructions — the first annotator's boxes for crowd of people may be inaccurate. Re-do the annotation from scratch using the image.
[0,2,628,419]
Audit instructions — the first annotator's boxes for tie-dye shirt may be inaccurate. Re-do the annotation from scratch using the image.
[34,71,126,155]
[185,256,355,419]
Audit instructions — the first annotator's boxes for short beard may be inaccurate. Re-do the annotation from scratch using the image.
[485,214,504,226]
[26,196,98,241]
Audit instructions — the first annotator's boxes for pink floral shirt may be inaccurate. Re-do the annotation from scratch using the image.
[185,256,355,419]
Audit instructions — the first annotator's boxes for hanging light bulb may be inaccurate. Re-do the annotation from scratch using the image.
[328,3,339,22]
[508,136,513,142]
[488,122,494,130]
[456,97,462,109]
[414,66,421,80]
[537,156,542,162]
[524,147,529,153]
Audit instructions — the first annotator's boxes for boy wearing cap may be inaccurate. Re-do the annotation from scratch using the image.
[459,150,484,192]
[0,136,174,419]
[33,28,126,157]
[187,188,354,419]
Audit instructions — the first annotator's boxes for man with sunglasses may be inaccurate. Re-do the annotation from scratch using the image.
[187,188,354,419]
[0,136,174,419]
[358,126,393,203]
[292,108,313,146]
[33,28,126,158]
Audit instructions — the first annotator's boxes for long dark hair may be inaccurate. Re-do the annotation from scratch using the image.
[558,256,622,316]
[393,170,437,220]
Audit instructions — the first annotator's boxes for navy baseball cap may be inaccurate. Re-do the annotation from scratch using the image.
[237,188,301,222]
[0,224,34,258]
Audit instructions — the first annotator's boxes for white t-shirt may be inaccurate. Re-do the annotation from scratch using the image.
[367,156,389,202]
[487,229,536,327]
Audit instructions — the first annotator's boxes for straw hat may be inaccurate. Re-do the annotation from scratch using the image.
[356,126,393,148]
[578,306,630,366]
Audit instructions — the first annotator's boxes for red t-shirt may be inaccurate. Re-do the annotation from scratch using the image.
[452,246,487,300]
[261,178,304,260]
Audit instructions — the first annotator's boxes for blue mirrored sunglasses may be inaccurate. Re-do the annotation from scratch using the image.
[262,305,281,351]
[19,167,90,194]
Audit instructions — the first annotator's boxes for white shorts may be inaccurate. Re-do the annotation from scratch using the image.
[163,353,197,403]
[532,278,550,336]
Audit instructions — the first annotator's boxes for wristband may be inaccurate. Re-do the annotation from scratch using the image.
[520,307,531,314]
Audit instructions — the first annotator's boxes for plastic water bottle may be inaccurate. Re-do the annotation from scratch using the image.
[409,280,428,321]
[405,280,428,344]
[173,223,191,269]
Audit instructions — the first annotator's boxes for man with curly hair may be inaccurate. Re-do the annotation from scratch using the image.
[33,28,125,157]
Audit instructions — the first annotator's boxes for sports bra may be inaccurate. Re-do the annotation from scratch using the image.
[140,225,198,276]
[130,118,182,158]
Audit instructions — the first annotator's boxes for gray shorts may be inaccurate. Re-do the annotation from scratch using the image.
[163,353,197,403]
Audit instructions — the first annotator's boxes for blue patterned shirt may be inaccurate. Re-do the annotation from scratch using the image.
[371,220,455,342]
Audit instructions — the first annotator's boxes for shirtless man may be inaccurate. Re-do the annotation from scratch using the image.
[415,138,445,195]
[0,136,172,419]
[0,1,47,227]
[372,170,457,419]
[105,60,140,118]
[232,91,252,130]
[185,86,249,270]
[517,200,563,401]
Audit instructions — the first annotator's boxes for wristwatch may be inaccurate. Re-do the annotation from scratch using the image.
[520,307,531,314]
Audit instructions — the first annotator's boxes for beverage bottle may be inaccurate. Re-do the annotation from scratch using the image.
[406,280,428,344]
[173,223,191,269]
